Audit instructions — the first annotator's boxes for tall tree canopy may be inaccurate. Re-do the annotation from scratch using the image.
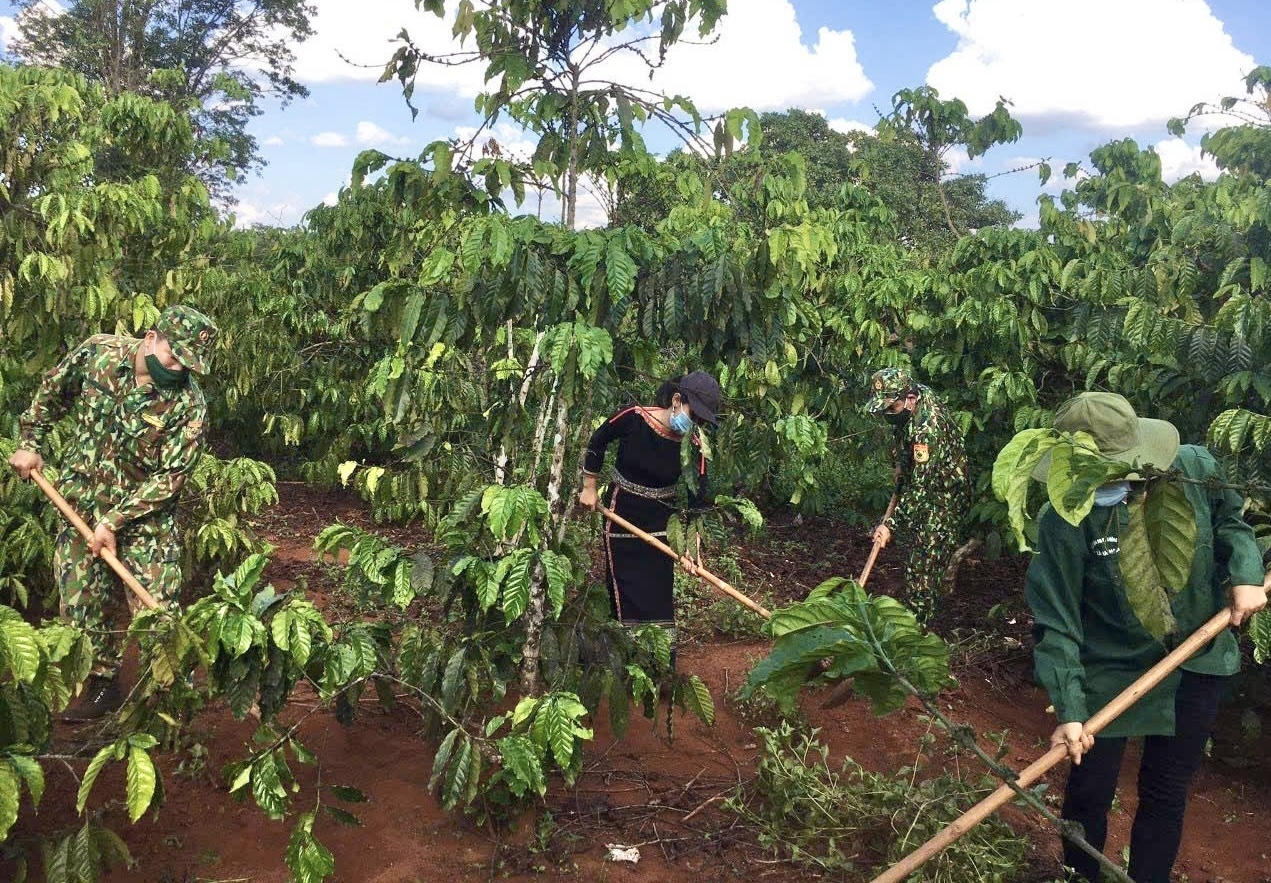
[9,0,316,198]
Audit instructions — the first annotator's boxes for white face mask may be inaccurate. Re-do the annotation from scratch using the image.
[1093,480,1131,507]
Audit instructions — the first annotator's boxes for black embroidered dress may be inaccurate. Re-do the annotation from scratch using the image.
[583,407,707,626]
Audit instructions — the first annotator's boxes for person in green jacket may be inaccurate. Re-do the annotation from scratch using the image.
[1024,392,1268,883]
[8,305,218,720]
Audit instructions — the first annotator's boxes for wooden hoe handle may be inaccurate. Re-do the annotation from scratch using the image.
[858,492,899,588]
[29,469,161,611]
[869,607,1235,883]
[597,504,771,620]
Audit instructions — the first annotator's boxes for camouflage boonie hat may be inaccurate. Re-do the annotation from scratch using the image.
[157,305,218,374]
[864,367,917,414]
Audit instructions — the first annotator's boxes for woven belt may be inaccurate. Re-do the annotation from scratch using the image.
[611,468,677,500]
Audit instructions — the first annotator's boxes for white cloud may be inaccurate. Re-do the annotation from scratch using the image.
[1154,138,1220,183]
[312,131,349,147]
[927,0,1255,132]
[356,121,411,147]
[0,16,18,55]
[943,145,983,175]
[289,0,487,94]
[322,191,339,207]
[264,135,285,147]
[828,118,874,135]
[453,121,539,163]
[232,200,303,228]
[619,0,872,113]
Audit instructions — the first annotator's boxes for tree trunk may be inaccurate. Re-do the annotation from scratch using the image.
[494,319,517,485]
[518,395,572,694]
[563,64,580,229]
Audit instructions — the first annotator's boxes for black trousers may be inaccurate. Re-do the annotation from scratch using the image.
[1060,670,1226,883]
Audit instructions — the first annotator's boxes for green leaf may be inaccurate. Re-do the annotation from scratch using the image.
[410,551,435,594]
[676,674,715,727]
[540,551,572,618]
[10,755,44,807]
[76,743,117,814]
[745,625,874,709]
[0,616,42,683]
[126,745,157,822]
[429,727,461,793]
[0,763,19,841]
[497,734,546,798]
[1143,480,1197,592]
[440,646,467,712]
[1045,434,1125,527]
[400,291,425,343]
[285,812,335,883]
[480,485,549,542]
[390,562,415,610]
[1120,495,1179,642]
[498,548,534,621]
[531,693,592,772]
[625,664,656,707]
[250,753,290,820]
[1250,610,1271,665]
[328,784,368,803]
[440,735,476,810]
[323,805,363,827]
[991,428,1054,502]
[337,461,359,487]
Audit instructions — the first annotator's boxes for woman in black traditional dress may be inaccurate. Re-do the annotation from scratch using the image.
[578,371,720,651]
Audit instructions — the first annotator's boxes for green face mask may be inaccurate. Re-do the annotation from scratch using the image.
[145,352,188,390]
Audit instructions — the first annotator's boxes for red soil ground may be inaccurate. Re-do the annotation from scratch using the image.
[9,484,1271,883]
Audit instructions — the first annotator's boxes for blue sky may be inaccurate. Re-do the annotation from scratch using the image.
[3,0,1270,228]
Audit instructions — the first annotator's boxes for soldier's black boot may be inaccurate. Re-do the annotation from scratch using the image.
[61,676,124,722]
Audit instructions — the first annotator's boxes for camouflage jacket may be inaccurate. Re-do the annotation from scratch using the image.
[883,385,969,535]
[19,334,207,532]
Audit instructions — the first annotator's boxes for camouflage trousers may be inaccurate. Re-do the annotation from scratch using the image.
[55,519,182,678]
[904,524,959,627]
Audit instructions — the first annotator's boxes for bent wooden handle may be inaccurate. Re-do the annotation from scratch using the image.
[597,504,771,620]
[29,469,161,611]
[869,608,1235,883]
[858,492,900,588]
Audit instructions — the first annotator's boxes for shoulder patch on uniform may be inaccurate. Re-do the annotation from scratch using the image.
[912,442,930,463]
[184,419,205,440]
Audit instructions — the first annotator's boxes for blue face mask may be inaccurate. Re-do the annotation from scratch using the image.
[1093,480,1131,507]
[669,408,693,435]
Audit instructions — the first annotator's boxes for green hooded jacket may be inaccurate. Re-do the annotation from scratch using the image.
[1025,445,1265,737]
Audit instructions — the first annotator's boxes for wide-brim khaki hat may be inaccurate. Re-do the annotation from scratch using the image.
[1031,392,1180,482]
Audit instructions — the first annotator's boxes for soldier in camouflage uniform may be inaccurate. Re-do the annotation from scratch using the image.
[864,367,969,626]
[8,305,217,719]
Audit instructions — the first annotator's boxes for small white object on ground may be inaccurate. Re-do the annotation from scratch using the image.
[605,844,640,863]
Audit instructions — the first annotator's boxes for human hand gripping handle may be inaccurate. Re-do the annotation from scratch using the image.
[8,448,44,480]
[1228,577,1270,627]
[1050,721,1094,764]
[578,472,599,511]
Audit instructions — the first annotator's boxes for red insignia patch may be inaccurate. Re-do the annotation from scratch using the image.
[912,443,930,464]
